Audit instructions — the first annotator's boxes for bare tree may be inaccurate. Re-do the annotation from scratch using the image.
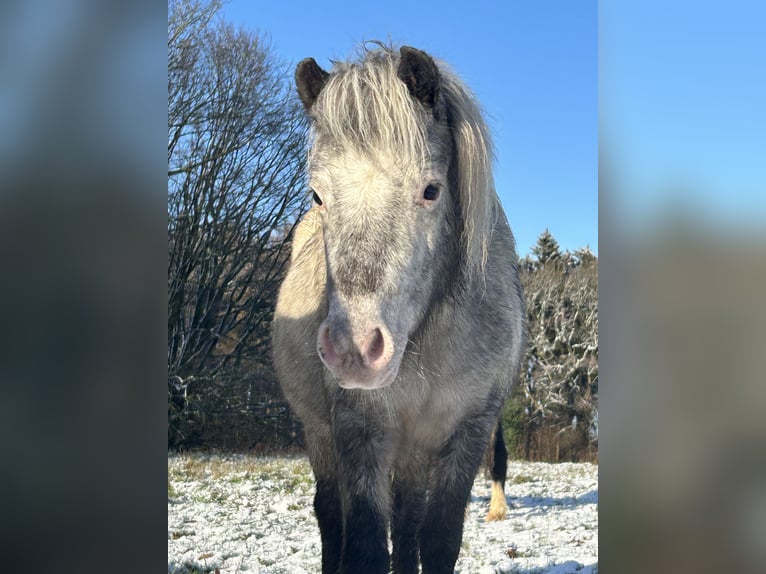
[167,0,307,447]
[504,233,599,462]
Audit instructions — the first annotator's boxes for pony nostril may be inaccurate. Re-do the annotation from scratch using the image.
[358,326,392,370]
[364,328,385,365]
[318,323,339,366]
[320,320,393,378]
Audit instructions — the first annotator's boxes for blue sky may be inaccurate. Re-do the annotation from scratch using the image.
[601,1,766,237]
[221,0,597,257]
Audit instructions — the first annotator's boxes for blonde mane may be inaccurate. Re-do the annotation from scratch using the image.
[311,45,499,279]
[440,69,500,276]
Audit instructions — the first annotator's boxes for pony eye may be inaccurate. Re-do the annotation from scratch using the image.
[423,184,440,202]
[311,189,323,206]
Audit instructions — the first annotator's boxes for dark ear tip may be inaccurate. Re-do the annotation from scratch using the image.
[399,46,436,68]
[397,46,440,112]
[295,57,329,111]
[295,58,322,86]
[295,57,318,75]
[397,45,438,74]
[399,46,429,64]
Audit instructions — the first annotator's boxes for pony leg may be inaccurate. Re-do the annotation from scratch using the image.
[305,426,342,574]
[420,414,497,574]
[315,477,342,574]
[486,419,508,522]
[391,456,427,574]
[331,404,395,574]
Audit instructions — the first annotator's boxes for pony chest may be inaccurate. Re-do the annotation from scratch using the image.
[398,386,471,449]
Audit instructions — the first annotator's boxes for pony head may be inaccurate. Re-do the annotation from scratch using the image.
[296,45,497,389]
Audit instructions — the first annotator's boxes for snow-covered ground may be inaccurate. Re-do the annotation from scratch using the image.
[168,453,597,574]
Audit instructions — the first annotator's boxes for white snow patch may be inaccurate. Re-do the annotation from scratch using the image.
[168,454,597,573]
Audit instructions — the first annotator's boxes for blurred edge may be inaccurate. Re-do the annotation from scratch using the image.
[0,1,166,573]
[1,1,764,573]
[601,162,766,574]
[600,2,766,573]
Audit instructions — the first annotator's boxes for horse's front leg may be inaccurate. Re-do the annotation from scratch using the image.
[420,413,498,574]
[304,424,342,574]
[391,453,427,574]
[332,401,396,574]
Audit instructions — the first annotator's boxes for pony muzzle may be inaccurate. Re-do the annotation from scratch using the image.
[317,319,398,389]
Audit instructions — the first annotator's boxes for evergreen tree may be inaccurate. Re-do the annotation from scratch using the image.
[531,228,562,266]
[572,246,596,267]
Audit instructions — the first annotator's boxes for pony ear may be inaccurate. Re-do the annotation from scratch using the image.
[397,46,440,113]
[295,58,330,111]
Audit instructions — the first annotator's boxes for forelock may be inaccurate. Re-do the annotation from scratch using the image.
[310,48,430,168]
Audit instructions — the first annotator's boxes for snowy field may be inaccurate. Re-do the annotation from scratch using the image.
[168,453,598,574]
